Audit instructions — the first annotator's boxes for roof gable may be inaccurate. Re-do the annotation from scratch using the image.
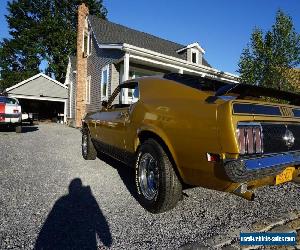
[88,15,211,67]
[6,73,68,99]
[177,42,205,54]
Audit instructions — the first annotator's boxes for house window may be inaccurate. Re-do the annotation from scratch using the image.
[129,70,146,79]
[89,31,92,55]
[83,19,92,56]
[86,76,91,104]
[192,52,197,63]
[101,65,109,100]
[83,31,92,56]
[83,31,88,56]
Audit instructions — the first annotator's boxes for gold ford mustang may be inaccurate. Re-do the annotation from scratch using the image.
[82,73,300,213]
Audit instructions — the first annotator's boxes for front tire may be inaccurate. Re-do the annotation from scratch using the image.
[15,124,22,133]
[135,139,182,213]
[82,127,97,160]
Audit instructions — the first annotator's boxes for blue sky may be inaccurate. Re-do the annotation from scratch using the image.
[1,1,300,74]
[104,0,300,74]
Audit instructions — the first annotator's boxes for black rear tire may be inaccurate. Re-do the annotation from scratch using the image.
[82,127,97,160]
[135,139,182,213]
[15,124,22,133]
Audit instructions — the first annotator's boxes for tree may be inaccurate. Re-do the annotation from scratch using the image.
[0,0,41,91]
[0,0,107,91]
[37,0,107,82]
[0,38,40,91]
[238,10,300,92]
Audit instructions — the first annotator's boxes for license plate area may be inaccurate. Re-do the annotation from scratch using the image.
[275,167,295,185]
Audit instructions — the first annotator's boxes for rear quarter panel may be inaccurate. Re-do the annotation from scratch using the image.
[136,78,232,190]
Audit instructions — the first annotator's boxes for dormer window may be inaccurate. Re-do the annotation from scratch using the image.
[192,51,198,64]
[191,48,200,64]
[176,42,205,65]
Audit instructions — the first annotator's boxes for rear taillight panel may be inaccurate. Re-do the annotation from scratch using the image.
[236,123,263,155]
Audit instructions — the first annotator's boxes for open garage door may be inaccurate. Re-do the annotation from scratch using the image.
[5,73,68,123]
[18,99,65,122]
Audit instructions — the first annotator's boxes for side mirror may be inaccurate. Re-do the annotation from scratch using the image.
[101,100,108,109]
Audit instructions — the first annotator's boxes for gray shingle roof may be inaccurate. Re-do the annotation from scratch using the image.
[88,15,211,67]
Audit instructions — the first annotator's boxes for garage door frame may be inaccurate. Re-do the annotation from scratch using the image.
[5,73,68,124]
[9,94,68,123]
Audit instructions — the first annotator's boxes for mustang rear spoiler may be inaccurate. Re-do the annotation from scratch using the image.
[215,83,300,105]
[164,73,300,105]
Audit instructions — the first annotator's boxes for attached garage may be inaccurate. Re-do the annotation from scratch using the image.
[5,73,68,123]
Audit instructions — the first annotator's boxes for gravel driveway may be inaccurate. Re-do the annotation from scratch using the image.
[0,124,300,249]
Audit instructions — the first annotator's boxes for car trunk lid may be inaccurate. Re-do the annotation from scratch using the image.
[217,99,300,155]
[5,102,20,115]
[231,100,300,154]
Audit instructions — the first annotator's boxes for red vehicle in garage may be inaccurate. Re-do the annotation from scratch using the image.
[0,95,22,133]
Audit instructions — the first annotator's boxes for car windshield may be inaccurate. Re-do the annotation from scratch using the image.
[0,97,18,104]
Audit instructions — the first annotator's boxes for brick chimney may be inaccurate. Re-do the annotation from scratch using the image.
[76,3,89,127]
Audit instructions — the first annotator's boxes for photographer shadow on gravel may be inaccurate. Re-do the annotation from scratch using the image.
[34,178,112,249]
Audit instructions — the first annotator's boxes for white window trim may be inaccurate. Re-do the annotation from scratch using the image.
[101,65,110,101]
[191,48,199,64]
[82,20,87,53]
[86,76,91,104]
[82,30,85,53]
[88,31,92,56]
[82,17,92,56]
[69,81,73,118]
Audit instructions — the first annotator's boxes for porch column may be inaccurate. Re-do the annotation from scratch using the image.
[122,53,130,103]
[122,52,130,81]
[178,68,183,74]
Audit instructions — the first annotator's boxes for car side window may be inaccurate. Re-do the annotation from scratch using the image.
[121,85,139,105]
[108,82,139,109]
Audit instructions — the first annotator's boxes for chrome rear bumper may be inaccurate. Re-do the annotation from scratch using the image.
[224,151,300,182]
[244,152,300,170]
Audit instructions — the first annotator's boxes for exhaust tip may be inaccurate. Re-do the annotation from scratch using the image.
[233,184,255,201]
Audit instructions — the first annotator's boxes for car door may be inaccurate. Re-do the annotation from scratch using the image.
[97,106,130,150]
[87,87,124,142]
[96,82,139,156]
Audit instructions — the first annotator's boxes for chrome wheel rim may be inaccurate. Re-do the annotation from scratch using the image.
[82,133,88,156]
[138,153,159,201]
